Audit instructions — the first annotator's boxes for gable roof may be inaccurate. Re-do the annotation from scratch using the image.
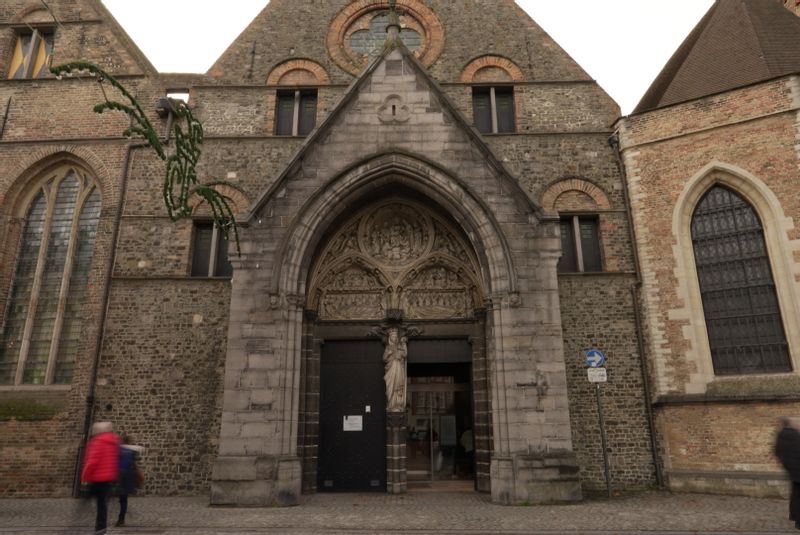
[245,35,546,223]
[634,0,800,113]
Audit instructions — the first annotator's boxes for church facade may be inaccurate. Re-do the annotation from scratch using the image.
[0,0,796,505]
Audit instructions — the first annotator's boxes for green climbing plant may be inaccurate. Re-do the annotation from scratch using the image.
[50,61,240,253]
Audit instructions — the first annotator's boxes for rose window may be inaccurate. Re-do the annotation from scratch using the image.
[327,0,444,76]
[349,13,422,56]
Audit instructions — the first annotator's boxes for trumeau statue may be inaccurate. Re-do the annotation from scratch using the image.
[382,328,408,412]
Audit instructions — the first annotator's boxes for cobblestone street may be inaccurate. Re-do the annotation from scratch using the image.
[0,491,796,535]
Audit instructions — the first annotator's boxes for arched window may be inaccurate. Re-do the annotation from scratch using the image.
[0,168,101,385]
[691,185,791,375]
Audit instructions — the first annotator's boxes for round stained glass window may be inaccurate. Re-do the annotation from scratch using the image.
[349,13,422,56]
[327,0,445,76]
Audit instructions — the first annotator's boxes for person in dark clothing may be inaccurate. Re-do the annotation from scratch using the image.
[775,417,800,530]
[115,436,144,527]
[81,422,120,535]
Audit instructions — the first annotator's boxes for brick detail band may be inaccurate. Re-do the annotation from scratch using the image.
[461,55,524,83]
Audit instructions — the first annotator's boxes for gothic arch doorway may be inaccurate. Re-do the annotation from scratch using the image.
[298,197,491,494]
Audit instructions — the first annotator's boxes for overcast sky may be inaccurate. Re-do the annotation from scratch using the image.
[101,0,716,115]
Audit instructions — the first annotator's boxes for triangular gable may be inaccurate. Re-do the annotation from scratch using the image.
[245,38,544,222]
[635,0,800,113]
[22,0,160,77]
[87,0,159,77]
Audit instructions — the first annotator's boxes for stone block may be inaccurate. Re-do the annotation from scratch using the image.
[211,457,257,481]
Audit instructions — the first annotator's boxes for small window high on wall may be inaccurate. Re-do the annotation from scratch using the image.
[691,186,791,375]
[275,89,318,136]
[558,216,601,273]
[0,168,101,385]
[472,86,515,134]
[7,29,53,79]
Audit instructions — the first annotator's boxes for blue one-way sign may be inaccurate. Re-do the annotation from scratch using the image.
[585,349,606,368]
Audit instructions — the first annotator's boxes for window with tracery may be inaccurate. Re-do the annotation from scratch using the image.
[0,168,101,385]
[7,28,53,80]
[691,185,791,375]
[349,13,421,56]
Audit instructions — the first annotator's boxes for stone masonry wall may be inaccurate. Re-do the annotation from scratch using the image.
[94,279,229,495]
[559,274,655,490]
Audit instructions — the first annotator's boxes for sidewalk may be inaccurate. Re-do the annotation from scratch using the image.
[0,490,796,535]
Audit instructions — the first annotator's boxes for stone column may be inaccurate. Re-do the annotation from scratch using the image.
[386,411,407,494]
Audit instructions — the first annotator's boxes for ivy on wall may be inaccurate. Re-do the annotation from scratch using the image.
[50,61,240,253]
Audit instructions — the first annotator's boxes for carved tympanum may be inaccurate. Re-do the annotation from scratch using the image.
[309,200,482,320]
[360,202,430,267]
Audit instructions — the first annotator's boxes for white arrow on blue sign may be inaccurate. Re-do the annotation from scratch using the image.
[585,349,606,368]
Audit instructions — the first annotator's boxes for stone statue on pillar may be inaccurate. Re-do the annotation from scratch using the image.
[382,327,407,413]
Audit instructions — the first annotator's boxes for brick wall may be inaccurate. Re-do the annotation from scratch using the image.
[618,75,800,496]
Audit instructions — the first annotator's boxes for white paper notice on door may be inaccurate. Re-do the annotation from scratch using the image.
[343,415,363,432]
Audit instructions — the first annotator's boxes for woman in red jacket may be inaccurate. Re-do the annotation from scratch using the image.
[81,422,120,535]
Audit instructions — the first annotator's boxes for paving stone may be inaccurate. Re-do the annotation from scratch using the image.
[0,491,795,534]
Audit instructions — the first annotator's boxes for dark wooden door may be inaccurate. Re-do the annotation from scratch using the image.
[318,340,386,492]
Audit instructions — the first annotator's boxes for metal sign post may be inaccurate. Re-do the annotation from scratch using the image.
[586,349,612,499]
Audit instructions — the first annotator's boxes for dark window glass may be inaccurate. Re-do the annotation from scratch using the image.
[558,219,577,273]
[0,193,46,383]
[192,222,233,278]
[472,88,492,134]
[691,186,791,375]
[275,91,295,136]
[579,218,602,272]
[215,231,233,278]
[494,87,515,133]
[191,223,214,277]
[298,91,318,136]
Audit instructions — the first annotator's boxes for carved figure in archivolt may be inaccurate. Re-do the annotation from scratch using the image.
[432,221,470,264]
[383,328,408,412]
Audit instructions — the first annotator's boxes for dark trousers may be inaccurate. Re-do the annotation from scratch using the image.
[89,481,111,533]
[119,493,128,521]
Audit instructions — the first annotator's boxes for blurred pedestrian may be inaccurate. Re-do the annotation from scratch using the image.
[115,436,144,527]
[81,422,120,535]
[775,417,800,531]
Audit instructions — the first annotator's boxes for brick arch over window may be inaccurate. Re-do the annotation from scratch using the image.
[541,178,611,213]
[3,147,113,211]
[671,162,800,391]
[12,5,50,23]
[266,59,330,86]
[461,55,524,83]
[189,182,251,217]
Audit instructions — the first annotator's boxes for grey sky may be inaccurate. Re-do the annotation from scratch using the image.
[101,0,716,115]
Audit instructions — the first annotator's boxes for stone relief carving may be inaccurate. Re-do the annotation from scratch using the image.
[400,264,473,319]
[321,291,384,320]
[360,202,431,268]
[308,200,482,321]
[432,220,470,263]
[377,95,411,124]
